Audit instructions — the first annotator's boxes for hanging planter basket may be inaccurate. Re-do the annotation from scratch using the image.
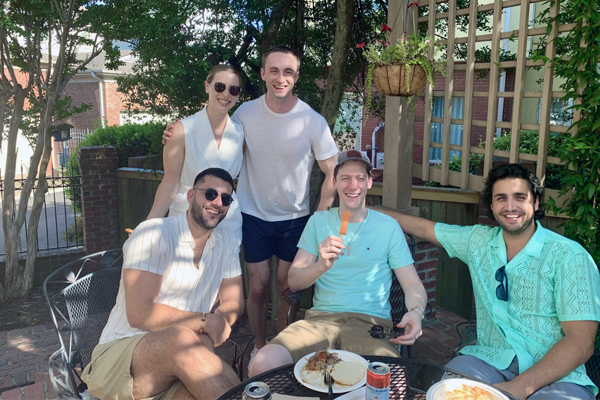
[372,64,427,97]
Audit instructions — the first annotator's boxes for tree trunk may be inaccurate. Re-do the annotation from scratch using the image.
[320,0,354,132]
[0,87,29,302]
[310,0,354,213]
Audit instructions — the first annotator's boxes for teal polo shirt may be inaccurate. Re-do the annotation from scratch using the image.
[297,208,414,320]
[435,221,600,395]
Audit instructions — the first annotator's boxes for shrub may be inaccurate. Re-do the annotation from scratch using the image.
[66,122,165,212]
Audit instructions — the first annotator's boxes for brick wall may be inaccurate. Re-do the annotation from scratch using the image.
[64,81,101,130]
[414,241,439,319]
[78,146,120,253]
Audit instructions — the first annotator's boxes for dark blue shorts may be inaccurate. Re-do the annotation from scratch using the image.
[241,213,310,263]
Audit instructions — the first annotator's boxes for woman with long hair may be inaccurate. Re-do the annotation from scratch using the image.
[147,64,244,241]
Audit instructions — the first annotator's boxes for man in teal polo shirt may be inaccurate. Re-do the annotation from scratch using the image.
[381,164,600,399]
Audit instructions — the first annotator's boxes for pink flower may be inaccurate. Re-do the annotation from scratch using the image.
[356,42,365,48]
[408,1,418,8]
[383,41,390,47]
[381,24,392,33]
[426,39,431,45]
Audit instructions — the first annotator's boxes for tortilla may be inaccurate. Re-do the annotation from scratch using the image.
[330,361,366,387]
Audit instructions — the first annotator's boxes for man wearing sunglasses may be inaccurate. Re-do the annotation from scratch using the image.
[379,164,600,400]
[248,150,427,377]
[82,168,244,400]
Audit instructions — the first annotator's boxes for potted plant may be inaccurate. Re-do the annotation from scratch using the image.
[358,2,445,113]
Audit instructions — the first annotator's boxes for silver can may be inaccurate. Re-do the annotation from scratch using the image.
[242,382,272,400]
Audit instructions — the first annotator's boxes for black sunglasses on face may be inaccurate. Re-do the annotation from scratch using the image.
[214,82,241,96]
[495,266,508,301]
[193,188,234,206]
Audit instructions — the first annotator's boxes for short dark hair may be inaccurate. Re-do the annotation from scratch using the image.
[261,45,301,70]
[482,163,545,221]
[193,168,234,192]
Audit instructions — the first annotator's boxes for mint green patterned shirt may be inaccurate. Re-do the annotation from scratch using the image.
[435,221,600,395]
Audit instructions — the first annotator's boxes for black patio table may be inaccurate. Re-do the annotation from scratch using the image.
[218,355,519,399]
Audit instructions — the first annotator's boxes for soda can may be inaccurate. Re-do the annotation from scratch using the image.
[366,361,391,400]
[242,382,272,400]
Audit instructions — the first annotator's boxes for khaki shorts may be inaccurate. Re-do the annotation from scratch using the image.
[269,310,400,362]
[81,334,182,400]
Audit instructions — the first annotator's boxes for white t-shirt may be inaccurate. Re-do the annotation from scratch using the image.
[99,213,242,344]
[233,95,338,222]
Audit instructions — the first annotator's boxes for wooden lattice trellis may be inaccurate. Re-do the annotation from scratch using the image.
[411,0,575,202]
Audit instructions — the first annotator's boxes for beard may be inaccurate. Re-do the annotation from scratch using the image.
[495,212,535,236]
[190,200,226,230]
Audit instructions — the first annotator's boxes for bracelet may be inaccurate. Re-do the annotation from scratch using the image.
[199,312,208,334]
[408,306,425,320]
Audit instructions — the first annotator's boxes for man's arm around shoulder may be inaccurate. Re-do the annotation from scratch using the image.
[373,206,442,247]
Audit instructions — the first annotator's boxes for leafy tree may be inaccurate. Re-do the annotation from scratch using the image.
[532,0,600,264]
[0,0,134,302]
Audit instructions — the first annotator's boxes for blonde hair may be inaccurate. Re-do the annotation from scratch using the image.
[206,64,242,87]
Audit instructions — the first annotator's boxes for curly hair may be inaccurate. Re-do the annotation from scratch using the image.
[482,164,545,221]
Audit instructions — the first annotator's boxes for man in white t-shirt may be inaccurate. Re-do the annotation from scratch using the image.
[233,46,339,359]
[81,168,244,400]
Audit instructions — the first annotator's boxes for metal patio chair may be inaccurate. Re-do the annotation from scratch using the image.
[45,249,254,399]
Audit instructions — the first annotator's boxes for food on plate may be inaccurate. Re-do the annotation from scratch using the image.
[340,211,350,235]
[301,369,327,387]
[302,350,342,372]
[330,360,366,387]
[445,384,494,400]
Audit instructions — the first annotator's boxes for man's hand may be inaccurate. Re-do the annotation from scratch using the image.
[201,312,231,347]
[390,311,422,346]
[493,381,526,400]
[318,235,346,270]
[162,119,178,145]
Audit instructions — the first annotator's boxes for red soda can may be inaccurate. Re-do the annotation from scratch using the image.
[366,361,391,400]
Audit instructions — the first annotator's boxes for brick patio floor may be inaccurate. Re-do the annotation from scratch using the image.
[0,307,467,400]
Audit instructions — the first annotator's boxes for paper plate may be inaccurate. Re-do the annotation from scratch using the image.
[293,350,368,394]
[426,378,509,400]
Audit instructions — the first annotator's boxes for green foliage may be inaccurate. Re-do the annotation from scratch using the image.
[361,22,446,114]
[114,0,386,119]
[65,123,165,212]
[62,217,83,244]
[530,0,600,264]
[430,130,569,190]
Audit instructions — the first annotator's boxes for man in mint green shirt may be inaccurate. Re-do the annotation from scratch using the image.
[248,150,427,377]
[381,164,600,400]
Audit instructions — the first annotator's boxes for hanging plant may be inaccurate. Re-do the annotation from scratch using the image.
[358,2,446,115]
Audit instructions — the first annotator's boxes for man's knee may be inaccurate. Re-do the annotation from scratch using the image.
[157,326,210,358]
[249,344,292,377]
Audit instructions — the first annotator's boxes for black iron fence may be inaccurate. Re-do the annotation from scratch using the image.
[0,167,83,259]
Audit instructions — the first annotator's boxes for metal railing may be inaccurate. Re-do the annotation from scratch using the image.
[0,167,83,259]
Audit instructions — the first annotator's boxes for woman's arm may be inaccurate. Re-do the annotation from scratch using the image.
[147,121,186,219]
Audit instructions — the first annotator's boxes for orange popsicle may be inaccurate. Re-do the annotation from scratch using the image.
[340,211,350,235]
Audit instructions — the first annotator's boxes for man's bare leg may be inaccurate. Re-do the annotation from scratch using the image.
[276,258,297,333]
[247,259,272,349]
[131,326,240,400]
